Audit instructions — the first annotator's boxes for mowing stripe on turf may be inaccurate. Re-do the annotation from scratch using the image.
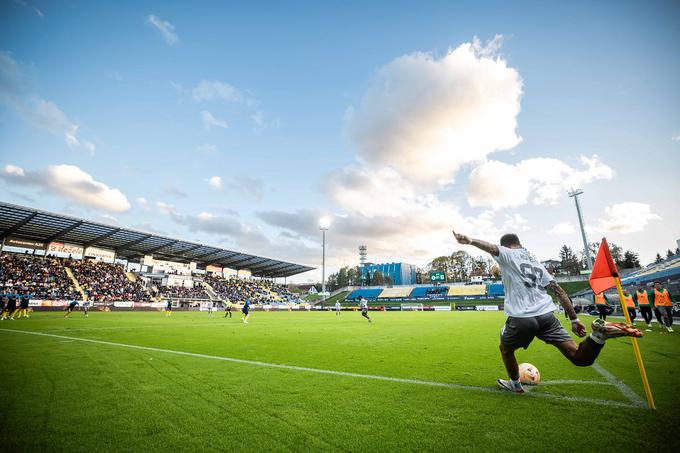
[0,328,643,409]
[592,363,645,406]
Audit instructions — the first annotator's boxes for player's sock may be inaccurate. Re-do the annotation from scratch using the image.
[589,332,606,345]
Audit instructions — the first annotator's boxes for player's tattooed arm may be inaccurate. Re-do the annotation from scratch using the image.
[452,230,499,256]
[546,281,586,337]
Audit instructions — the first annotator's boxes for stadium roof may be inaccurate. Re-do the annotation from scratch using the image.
[0,202,314,278]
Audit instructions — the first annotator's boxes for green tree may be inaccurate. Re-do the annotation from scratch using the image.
[621,251,640,269]
[559,245,581,276]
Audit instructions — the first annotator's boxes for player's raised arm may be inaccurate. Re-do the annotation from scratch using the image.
[546,281,586,337]
[452,230,499,256]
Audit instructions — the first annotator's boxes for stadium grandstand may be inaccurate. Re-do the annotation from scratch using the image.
[345,282,504,302]
[0,202,313,309]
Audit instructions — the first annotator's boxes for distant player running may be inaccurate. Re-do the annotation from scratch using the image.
[621,289,637,326]
[634,284,653,332]
[224,299,233,318]
[452,230,642,394]
[242,298,251,324]
[18,294,30,318]
[652,281,674,333]
[335,300,342,317]
[1,294,16,321]
[207,300,214,317]
[64,300,79,318]
[593,291,609,320]
[165,300,172,317]
[359,296,371,323]
[82,300,90,318]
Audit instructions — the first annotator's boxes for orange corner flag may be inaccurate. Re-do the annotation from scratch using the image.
[589,238,618,294]
[589,237,656,409]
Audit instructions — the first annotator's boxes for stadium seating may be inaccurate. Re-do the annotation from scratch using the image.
[487,283,505,297]
[204,275,295,303]
[69,259,151,302]
[410,286,448,298]
[622,256,680,285]
[346,288,383,300]
[447,285,486,296]
[157,285,208,300]
[378,287,414,298]
[0,253,80,300]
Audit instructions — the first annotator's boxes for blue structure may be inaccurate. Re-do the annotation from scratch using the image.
[361,262,417,286]
[346,288,383,301]
[487,283,505,297]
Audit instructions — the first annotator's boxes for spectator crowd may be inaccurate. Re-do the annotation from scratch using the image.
[67,259,151,302]
[0,253,80,300]
[157,285,208,300]
[205,275,295,303]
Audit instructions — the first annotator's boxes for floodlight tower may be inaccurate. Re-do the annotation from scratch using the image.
[568,188,592,270]
[359,245,368,286]
[319,217,330,302]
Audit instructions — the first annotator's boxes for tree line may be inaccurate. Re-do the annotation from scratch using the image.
[322,243,679,290]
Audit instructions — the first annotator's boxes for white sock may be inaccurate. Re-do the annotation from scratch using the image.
[589,332,606,345]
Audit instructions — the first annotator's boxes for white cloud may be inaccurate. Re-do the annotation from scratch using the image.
[136,197,150,211]
[198,143,217,155]
[549,222,576,235]
[201,110,228,130]
[192,80,249,104]
[3,164,25,177]
[156,201,175,214]
[466,160,530,209]
[208,176,223,190]
[346,35,522,185]
[466,154,613,209]
[0,52,96,154]
[147,15,178,45]
[1,164,130,212]
[672,134,680,141]
[12,0,43,18]
[593,202,661,234]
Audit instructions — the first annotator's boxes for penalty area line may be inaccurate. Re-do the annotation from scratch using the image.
[0,328,642,409]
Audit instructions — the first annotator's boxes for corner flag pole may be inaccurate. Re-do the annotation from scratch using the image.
[590,238,655,409]
[613,275,656,410]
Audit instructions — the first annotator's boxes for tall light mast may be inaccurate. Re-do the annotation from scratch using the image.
[568,188,592,269]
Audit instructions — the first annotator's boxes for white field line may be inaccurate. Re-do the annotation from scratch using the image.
[44,323,222,333]
[592,363,645,407]
[1,328,642,409]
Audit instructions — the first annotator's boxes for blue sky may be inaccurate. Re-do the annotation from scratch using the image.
[1,0,679,282]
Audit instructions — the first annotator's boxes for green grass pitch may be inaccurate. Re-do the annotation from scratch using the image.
[1,310,678,452]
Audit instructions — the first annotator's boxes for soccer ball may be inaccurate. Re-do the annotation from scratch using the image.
[518,363,540,385]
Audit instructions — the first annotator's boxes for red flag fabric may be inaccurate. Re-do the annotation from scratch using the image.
[589,238,619,294]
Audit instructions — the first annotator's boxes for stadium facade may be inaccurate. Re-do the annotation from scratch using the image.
[361,262,417,285]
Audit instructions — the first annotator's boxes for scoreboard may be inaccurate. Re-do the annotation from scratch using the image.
[429,271,446,282]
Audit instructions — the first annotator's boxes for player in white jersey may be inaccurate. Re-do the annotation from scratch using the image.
[207,300,214,317]
[335,301,341,317]
[452,230,642,394]
[359,297,372,323]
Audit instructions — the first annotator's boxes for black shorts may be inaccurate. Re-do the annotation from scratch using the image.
[68,303,77,309]
[242,309,249,315]
[500,313,572,350]
[166,306,172,311]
